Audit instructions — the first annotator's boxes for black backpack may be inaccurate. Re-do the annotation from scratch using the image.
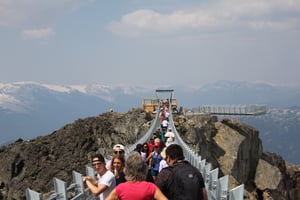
[170,161,204,200]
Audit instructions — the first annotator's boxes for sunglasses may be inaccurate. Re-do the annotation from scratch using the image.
[114,151,124,154]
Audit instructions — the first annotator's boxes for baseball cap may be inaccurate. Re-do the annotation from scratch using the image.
[113,144,125,151]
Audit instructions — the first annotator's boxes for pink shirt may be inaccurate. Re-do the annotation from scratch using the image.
[116,181,157,200]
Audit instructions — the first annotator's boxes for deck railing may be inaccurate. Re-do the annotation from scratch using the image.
[188,104,267,116]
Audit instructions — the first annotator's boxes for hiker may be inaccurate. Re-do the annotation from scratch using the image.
[83,153,116,200]
[105,151,168,200]
[155,144,208,200]
[106,144,125,170]
[110,154,126,185]
[147,143,163,181]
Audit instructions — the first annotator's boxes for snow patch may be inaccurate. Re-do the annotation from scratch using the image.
[0,93,27,112]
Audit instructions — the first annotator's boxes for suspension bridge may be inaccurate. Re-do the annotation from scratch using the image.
[26,90,245,200]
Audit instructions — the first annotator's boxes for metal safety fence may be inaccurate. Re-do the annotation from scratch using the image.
[26,166,98,200]
[167,109,245,200]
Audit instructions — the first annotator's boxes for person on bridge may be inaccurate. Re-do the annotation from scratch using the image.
[147,138,155,155]
[141,142,155,183]
[110,154,126,186]
[158,139,173,172]
[164,109,170,121]
[156,128,166,145]
[142,142,150,159]
[134,143,147,160]
[164,128,175,142]
[153,133,162,149]
[161,119,169,130]
[155,144,208,200]
[105,151,168,200]
[106,144,125,170]
[83,153,116,200]
[147,143,163,181]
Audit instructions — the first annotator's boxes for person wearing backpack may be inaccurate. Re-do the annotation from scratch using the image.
[155,144,208,200]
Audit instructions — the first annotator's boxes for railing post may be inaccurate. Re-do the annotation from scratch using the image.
[72,171,84,194]
[217,175,229,200]
[53,178,67,200]
[85,165,95,178]
[229,184,244,200]
[25,188,42,200]
[208,168,219,200]
[204,163,211,191]
[199,159,206,175]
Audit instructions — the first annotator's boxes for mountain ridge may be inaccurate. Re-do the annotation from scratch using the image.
[0,109,299,199]
[0,80,299,164]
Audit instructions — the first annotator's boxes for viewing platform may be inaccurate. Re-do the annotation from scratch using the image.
[187,104,267,116]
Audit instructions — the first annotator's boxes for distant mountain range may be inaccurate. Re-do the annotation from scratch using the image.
[236,108,300,164]
[0,81,299,164]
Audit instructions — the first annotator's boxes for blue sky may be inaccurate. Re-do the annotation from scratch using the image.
[1,0,300,87]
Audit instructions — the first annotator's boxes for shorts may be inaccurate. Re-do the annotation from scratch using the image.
[151,169,159,176]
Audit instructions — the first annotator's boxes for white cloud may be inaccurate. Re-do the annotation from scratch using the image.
[21,27,56,40]
[107,0,300,37]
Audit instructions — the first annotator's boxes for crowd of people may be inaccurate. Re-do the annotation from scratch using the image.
[83,138,208,200]
[82,100,207,200]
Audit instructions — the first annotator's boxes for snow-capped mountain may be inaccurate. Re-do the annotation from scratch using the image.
[0,81,299,164]
[0,82,146,113]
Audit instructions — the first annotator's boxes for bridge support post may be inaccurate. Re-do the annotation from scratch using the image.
[217,175,229,200]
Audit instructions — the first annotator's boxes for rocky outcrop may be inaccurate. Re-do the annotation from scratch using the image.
[0,109,299,199]
[0,109,151,200]
[173,115,300,199]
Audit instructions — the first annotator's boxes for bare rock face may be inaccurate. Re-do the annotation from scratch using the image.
[255,159,282,190]
[286,163,300,200]
[0,110,299,200]
[0,109,151,200]
[174,115,299,199]
[253,152,300,200]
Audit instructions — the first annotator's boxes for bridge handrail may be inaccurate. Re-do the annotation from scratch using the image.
[124,103,162,156]
[167,104,244,200]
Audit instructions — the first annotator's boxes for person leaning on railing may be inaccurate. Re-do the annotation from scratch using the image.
[83,153,116,200]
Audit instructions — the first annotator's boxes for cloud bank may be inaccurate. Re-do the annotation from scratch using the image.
[107,0,300,37]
